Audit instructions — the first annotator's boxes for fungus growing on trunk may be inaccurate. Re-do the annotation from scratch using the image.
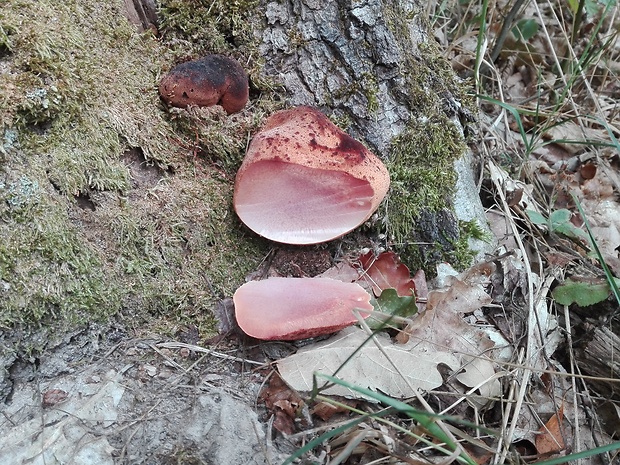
[233,277,373,340]
[159,55,249,114]
[233,106,390,244]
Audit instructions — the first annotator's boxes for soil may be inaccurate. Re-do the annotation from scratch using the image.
[0,323,292,464]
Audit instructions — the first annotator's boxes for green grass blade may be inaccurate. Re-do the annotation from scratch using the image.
[282,415,369,465]
[571,193,620,307]
[317,374,478,465]
[531,440,620,465]
[476,95,532,152]
[596,115,620,151]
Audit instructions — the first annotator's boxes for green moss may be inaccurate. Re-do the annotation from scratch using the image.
[329,113,354,133]
[104,174,263,309]
[460,217,492,243]
[378,2,476,272]
[362,73,380,114]
[0,20,16,55]
[0,176,122,327]
[156,0,274,93]
[446,220,487,270]
[158,0,259,53]
[1,0,179,182]
[331,72,380,114]
[157,1,282,176]
[385,117,464,237]
[286,25,307,49]
[0,0,274,347]
[165,106,257,174]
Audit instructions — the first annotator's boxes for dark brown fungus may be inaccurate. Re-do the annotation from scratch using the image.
[159,54,249,114]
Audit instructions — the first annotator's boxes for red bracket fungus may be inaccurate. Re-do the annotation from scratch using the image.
[233,277,373,340]
[159,54,249,114]
[233,106,390,244]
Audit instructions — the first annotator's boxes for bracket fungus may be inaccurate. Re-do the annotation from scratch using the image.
[159,54,249,114]
[233,106,390,244]
[233,277,373,340]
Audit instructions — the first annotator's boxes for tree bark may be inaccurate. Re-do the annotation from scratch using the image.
[127,0,490,263]
[257,0,492,263]
[258,0,462,156]
[123,0,158,32]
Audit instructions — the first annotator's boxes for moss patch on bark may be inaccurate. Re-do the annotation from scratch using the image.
[0,0,273,347]
[379,3,478,272]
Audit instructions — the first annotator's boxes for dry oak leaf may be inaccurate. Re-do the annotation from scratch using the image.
[42,389,69,408]
[277,326,459,400]
[357,251,416,297]
[312,397,359,421]
[278,273,503,404]
[260,374,306,435]
[399,276,501,407]
[535,405,565,455]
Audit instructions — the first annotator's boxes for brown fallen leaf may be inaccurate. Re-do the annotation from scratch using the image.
[463,443,494,465]
[544,251,576,268]
[317,261,361,283]
[535,404,565,455]
[42,388,68,408]
[260,373,307,435]
[581,176,615,200]
[544,122,608,155]
[579,162,597,180]
[312,397,358,421]
[278,326,460,400]
[356,251,416,297]
[531,143,573,169]
[398,276,501,407]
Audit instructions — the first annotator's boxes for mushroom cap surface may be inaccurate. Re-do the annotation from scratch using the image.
[159,54,249,114]
[233,106,390,244]
[233,277,372,340]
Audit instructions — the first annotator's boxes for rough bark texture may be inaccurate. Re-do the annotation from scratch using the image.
[576,325,620,398]
[259,0,455,156]
[123,0,158,31]
[257,0,492,265]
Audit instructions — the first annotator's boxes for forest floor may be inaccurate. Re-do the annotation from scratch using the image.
[2,0,620,464]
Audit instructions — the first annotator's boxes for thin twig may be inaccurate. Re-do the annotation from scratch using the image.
[156,341,264,366]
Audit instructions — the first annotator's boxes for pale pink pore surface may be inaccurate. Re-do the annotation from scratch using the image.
[233,277,373,340]
[234,161,374,244]
[234,106,390,245]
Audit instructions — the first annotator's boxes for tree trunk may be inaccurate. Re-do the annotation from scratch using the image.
[258,0,462,155]
[0,0,489,348]
[256,0,491,265]
[123,0,491,264]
